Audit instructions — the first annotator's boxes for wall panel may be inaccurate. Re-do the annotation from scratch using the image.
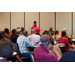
[56,12,71,36]
[25,12,39,34]
[40,12,55,35]
[0,12,10,31]
[73,12,75,38]
[11,12,24,30]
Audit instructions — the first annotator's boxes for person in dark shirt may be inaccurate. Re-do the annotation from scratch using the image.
[10,29,18,43]
[21,27,24,32]
[42,30,49,35]
[0,31,22,62]
[48,27,54,36]
[60,51,75,62]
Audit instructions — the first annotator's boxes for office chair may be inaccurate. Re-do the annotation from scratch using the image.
[13,43,30,62]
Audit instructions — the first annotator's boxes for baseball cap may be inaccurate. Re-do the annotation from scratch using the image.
[40,35,49,45]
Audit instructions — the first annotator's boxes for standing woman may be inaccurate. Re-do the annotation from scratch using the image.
[31,21,40,35]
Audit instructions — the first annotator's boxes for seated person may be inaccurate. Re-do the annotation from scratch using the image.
[63,28,72,45]
[4,28,11,38]
[10,29,18,43]
[32,35,60,62]
[42,30,49,35]
[54,30,60,44]
[59,28,64,37]
[21,27,24,32]
[48,27,54,36]
[17,27,20,29]
[0,31,13,62]
[47,34,62,59]
[17,30,33,59]
[60,49,75,62]
[63,28,71,38]
[58,31,75,52]
[42,31,56,45]
[28,29,40,44]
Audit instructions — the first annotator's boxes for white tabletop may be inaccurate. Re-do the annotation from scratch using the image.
[72,39,75,41]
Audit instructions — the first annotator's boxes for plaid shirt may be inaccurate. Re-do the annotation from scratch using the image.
[17,35,33,54]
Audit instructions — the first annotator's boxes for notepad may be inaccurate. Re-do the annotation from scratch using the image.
[13,52,17,55]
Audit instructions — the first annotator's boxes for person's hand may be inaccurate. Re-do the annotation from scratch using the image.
[40,29,43,31]
[9,61,12,62]
[72,44,75,49]
[73,49,75,51]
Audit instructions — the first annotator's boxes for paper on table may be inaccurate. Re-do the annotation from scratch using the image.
[13,52,17,55]
[72,39,75,41]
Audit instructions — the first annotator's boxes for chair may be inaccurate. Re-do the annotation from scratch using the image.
[13,43,30,61]
[30,54,34,62]
[13,43,21,57]
[58,43,65,54]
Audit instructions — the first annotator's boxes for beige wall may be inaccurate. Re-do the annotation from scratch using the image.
[0,12,10,31]
[11,12,24,30]
[56,12,71,36]
[25,12,39,34]
[40,12,55,35]
[73,12,75,38]
[0,12,74,37]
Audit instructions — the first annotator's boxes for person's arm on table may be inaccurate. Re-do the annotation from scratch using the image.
[69,44,75,49]
[26,38,33,47]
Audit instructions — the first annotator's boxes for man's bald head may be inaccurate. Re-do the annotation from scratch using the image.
[31,29,37,34]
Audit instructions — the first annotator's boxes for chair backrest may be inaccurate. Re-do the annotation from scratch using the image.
[58,43,65,54]
[13,43,21,57]
[30,54,34,62]
[27,46,36,51]
[58,43,65,47]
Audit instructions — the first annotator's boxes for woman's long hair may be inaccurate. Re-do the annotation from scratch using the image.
[48,34,54,45]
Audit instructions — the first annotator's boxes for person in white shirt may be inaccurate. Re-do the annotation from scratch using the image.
[28,29,40,44]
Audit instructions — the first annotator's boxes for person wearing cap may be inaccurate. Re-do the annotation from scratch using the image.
[32,35,60,62]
